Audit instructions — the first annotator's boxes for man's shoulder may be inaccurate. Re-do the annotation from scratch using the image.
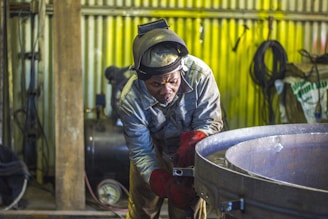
[119,74,139,104]
[183,55,213,82]
[184,55,212,75]
[184,55,210,68]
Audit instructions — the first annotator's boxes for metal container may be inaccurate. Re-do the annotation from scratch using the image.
[194,123,328,219]
[84,119,129,190]
[225,133,328,190]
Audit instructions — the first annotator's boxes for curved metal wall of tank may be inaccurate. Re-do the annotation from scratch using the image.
[5,0,328,173]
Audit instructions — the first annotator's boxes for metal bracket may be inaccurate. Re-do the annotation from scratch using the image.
[172,167,194,177]
[137,19,169,36]
[220,198,244,213]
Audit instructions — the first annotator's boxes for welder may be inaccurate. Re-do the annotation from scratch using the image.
[117,19,223,219]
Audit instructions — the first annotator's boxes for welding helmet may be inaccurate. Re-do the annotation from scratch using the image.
[132,19,189,80]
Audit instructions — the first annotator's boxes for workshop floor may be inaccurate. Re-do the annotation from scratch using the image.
[1,180,221,219]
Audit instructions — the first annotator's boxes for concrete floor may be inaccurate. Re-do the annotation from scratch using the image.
[0,180,221,219]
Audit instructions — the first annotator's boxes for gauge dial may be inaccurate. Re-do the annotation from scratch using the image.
[97,179,122,205]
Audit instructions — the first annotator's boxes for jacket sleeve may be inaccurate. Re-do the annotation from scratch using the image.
[118,90,161,183]
[192,66,223,135]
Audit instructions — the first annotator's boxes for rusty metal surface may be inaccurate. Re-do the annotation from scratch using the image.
[194,123,328,219]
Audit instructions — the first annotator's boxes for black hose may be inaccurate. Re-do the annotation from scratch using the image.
[298,49,324,122]
[0,145,29,177]
[250,40,287,88]
[249,40,288,124]
[0,145,29,210]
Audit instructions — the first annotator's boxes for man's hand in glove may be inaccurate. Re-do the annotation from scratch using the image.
[149,169,196,209]
[175,130,207,167]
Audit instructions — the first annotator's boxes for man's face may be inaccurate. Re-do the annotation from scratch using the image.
[144,70,181,105]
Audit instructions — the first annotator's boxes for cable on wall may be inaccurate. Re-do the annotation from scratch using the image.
[249,40,288,124]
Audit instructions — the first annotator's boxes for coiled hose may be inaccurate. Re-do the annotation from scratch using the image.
[0,145,30,210]
[249,40,288,124]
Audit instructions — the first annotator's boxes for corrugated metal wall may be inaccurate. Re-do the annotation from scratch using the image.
[7,0,328,173]
[78,0,328,127]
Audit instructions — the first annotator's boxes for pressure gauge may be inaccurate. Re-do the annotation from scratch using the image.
[97,179,122,205]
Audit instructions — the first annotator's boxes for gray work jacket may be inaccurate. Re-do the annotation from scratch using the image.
[118,55,223,183]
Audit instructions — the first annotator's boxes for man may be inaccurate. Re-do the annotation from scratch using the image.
[118,19,223,219]
[104,65,132,124]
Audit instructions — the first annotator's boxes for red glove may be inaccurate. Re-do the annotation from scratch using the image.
[175,130,207,167]
[149,169,196,209]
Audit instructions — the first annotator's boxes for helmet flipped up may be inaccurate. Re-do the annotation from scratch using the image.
[132,19,189,80]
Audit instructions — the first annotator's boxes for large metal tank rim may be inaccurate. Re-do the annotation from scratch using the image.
[194,123,328,219]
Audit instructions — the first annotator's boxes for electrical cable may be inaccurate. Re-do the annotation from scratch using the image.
[298,49,324,122]
[249,40,288,124]
[2,178,28,211]
[11,0,51,176]
[0,145,30,211]
[84,171,128,218]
